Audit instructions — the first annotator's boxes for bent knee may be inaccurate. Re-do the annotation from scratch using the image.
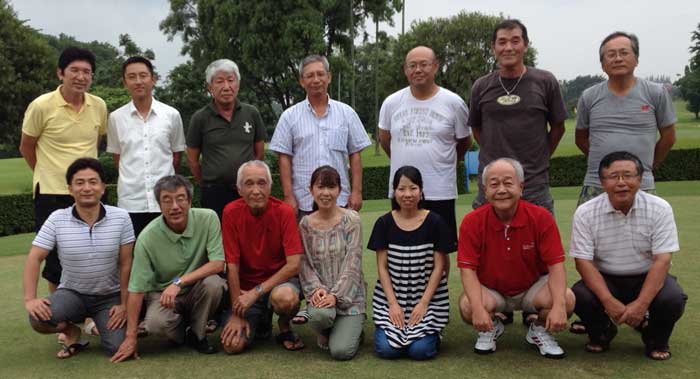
[270,288,299,315]
[224,340,247,355]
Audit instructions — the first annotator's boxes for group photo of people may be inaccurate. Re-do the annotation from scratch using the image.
[8,3,694,376]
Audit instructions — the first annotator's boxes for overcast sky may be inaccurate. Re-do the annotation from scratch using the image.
[10,0,700,81]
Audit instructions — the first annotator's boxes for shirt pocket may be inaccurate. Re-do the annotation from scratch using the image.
[326,124,349,153]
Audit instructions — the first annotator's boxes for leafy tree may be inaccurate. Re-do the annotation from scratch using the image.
[155,61,208,132]
[0,0,55,149]
[676,23,700,119]
[560,74,606,116]
[159,0,401,124]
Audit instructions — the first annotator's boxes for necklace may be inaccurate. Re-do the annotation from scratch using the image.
[496,70,525,106]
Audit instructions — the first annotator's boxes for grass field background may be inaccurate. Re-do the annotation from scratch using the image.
[2,100,699,195]
[1,181,698,378]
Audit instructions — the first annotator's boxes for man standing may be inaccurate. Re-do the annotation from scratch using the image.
[107,56,186,237]
[220,161,305,353]
[570,151,685,361]
[111,175,226,361]
[186,59,266,220]
[23,158,134,359]
[469,19,567,214]
[457,158,574,359]
[378,45,471,248]
[270,55,371,217]
[575,32,676,205]
[20,46,108,291]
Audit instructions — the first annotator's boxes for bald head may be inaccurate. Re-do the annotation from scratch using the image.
[404,46,439,96]
[405,46,436,63]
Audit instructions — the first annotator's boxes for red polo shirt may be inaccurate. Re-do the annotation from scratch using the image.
[222,197,303,291]
[457,200,565,296]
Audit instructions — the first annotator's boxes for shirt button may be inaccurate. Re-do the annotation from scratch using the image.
[507,247,511,251]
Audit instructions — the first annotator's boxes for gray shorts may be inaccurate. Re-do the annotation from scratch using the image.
[484,275,549,314]
[29,288,125,355]
[224,277,301,344]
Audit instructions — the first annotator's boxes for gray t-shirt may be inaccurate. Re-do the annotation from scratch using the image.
[576,78,676,189]
[469,67,567,187]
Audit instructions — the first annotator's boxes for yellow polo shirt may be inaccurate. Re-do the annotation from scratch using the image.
[22,86,107,195]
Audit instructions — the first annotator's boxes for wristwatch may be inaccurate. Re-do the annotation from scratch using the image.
[254,284,263,295]
[172,277,183,287]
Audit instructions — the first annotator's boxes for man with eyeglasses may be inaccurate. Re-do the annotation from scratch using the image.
[270,55,371,219]
[111,175,226,361]
[20,46,108,295]
[570,151,686,361]
[575,31,676,206]
[378,45,471,252]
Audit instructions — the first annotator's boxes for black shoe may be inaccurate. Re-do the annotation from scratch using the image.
[186,329,218,354]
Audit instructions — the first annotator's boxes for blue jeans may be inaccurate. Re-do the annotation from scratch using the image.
[374,328,440,360]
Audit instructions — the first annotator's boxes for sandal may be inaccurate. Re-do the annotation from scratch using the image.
[569,320,587,334]
[292,309,310,325]
[646,348,672,361]
[317,329,331,351]
[584,322,617,354]
[57,341,89,359]
[205,319,218,334]
[275,330,305,351]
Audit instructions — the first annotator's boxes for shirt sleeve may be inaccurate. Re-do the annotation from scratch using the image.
[569,208,595,260]
[575,93,590,130]
[651,203,680,254]
[346,108,371,154]
[298,219,328,299]
[546,73,567,125]
[453,94,471,139]
[378,97,392,131]
[106,112,121,154]
[268,112,293,155]
[467,80,482,130]
[367,214,388,252]
[204,210,225,261]
[329,212,365,308]
[536,211,565,266]
[655,86,678,128]
[281,206,303,255]
[253,107,267,142]
[128,240,156,293]
[456,215,481,269]
[221,206,241,264]
[120,212,136,245]
[32,213,58,251]
[186,111,203,149]
[170,110,186,152]
[21,100,44,138]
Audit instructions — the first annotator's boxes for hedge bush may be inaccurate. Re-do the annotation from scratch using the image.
[1,149,698,237]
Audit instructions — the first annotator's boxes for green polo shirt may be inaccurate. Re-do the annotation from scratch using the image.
[186,100,266,186]
[128,208,225,294]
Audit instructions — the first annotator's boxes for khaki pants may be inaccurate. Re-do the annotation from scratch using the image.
[308,306,365,361]
[144,275,226,343]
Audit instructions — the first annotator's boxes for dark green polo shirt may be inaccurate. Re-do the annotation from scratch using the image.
[187,101,266,185]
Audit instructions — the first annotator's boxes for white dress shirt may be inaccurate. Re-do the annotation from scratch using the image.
[107,98,186,212]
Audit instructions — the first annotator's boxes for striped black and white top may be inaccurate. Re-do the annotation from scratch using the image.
[33,204,135,295]
[368,211,454,349]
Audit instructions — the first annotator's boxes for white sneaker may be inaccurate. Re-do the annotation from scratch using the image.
[474,317,505,354]
[526,323,566,359]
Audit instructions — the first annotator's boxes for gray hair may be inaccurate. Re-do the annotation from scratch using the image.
[205,59,240,84]
[482,158,525,186]
[599,31,639,62]
[154,175,193,203]
[298,55,330,78]
[236,160,273,189]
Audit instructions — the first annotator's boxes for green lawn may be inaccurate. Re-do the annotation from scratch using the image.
[2,181,698,378]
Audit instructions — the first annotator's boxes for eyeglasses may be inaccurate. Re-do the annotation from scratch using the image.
[603,49,633,60]
[603,172,639,182]
[405,60,434,71]
[160,195,189,206]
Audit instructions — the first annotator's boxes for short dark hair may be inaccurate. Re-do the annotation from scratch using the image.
[598,151,644,179]
[390,166,425,210]
[492,19,529,46]
[58,46,96,74]
[310,165,341,212]
[65,157,105,184]
[122,56,155,78]
[154,175,193,204]
[599,31,639,62]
